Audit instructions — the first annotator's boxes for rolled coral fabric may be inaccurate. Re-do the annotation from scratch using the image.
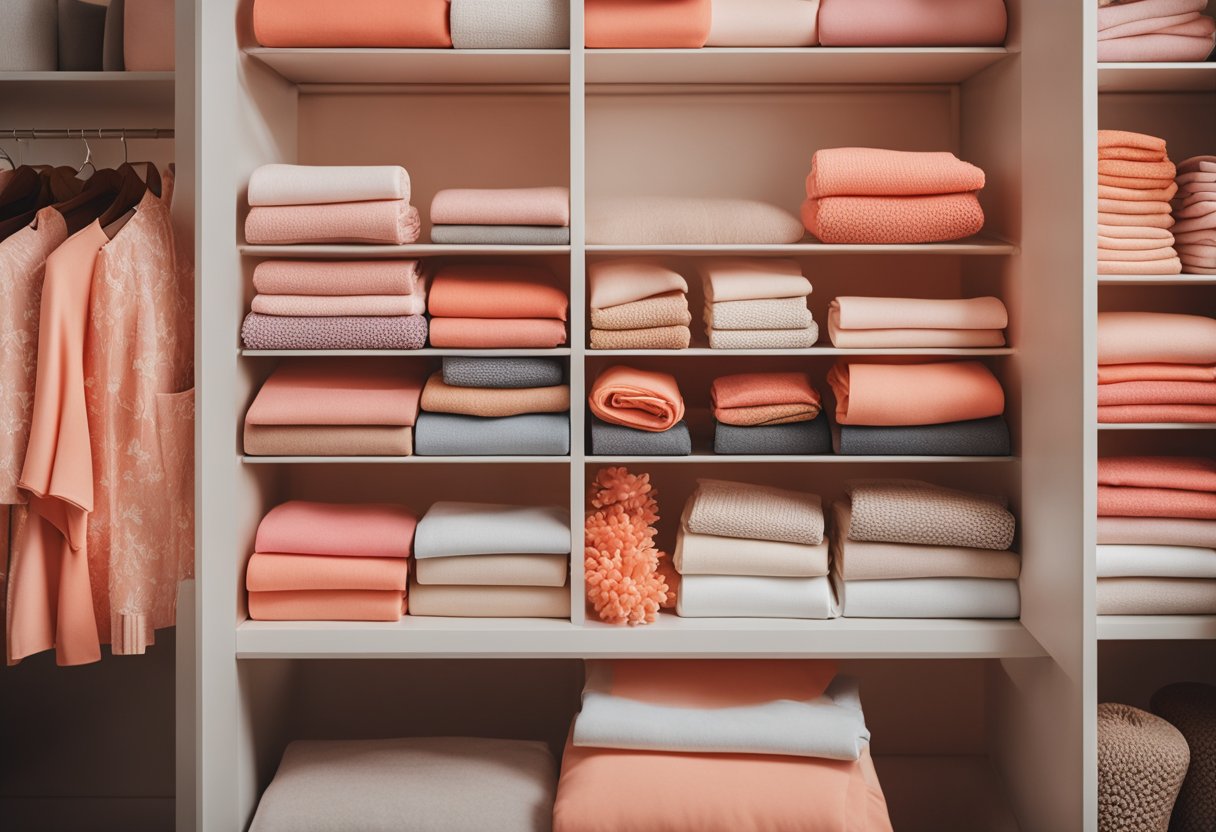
[806,148,987,199]
[253,0,453,47]
[711,372,821,426]
[414,553,570,587]
[245,358,426,427]
[1098,312,1216,365]
[250,292,426,317]
[240,313,429,351]
[685,479,824,545]
[585,0,712,47]
[827,361,1005,426]
[248,590,406,621]
[818,0,1007,46]
[246,553,410,592]
[707,0,820,46]
[420,372,570,417]
[802,193,986,245]
[675,528,830,577]
[253,260,421,296]
[847,480,1015,551]
[248,164,412,207]
[428,264,567,320]
[450,0,570,49]
[408,580,571,617]
[700,259,811,302]
[677,575,839,618]
[245,201,421,245]
[1098,486,1216,519]
[430,187,570,227]
[589,259,689,309]
[588,196,805,245]
[588,365,685,432]
[255,500,418,559]
[428,318,568,348]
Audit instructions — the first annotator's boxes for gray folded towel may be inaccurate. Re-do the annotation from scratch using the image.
[590,417,692,456]
[241,313,428,350]
[835,417,1011,457]
[415,412,570,456]
[714,416,831,455]
[431,225,571,245]
[442,356,564,389]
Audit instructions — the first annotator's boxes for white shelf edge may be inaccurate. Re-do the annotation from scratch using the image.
[583,455,1017,464]
[239,244,572,257]
[586,238,1017,255]
[586,346,1014,356]
[241,455,570,464]
[241,348,572,357]
[1097,615,1216,640]
[1097,423,1216,430]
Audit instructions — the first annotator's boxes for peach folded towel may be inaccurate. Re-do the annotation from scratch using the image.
[244,424,414,456]
[428,264,568,320]
[1100,182,1179,201]
[1098,312,1216,365]
[407,580,571,617]
[1098,35,1216,63]
[1100,130,1169,154]
[251,291,427,317]
[830,296,1007,330]
[245,201,421,245]
[1099,456,1216,492]
[706,0,819,46]
[1099,159,1178,180]
[712,372,822,426]
[256,501,418,558]
[587,196,805,245]
[588,259,688,308]
[1096,579,1216,615]
[1098,199,1174,215]
[704,297,812,331]
[828,322,1006,349]
[818,0,1006,46]
[428,317,567,348]
[248,164,411,207]
[245,358,426,427]
[591,293,691,330]
[585,0,711,47]
[1100,364,1216,384]
[1098,381,1216,407]
[248,590,406,621]
[253,0,452,47]
[246,553,410,592]
[802,194,985,245]
[806,148,986,198]
[828,361,1005,426]
[421,372,570,417]
[1098,258,1183,276]
[413,553,570,587]
[1099,487,1216,519]
[253,260,422,296]
[1099,223,1175,240]
[1099,404,1216,423]
[589,365,685,432]
[700,258,811,302]
[430,187,570,227]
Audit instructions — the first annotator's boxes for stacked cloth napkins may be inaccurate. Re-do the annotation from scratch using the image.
[1097,311,1216,423]
[832,481,1020,618]
[1098,131,1181,276]
[1097,0,1216,62]
[427,263,568,348]
[588,259,691,350]
[676,479,838,618]
[415,357,570,456]
[248,737,558,832]
[244,165,420,245]
[828,296,1008,348]
[1175,155,1216,274]
[410,501,572,617]
[246,501,416,621]
[243,358,425,456]
[818,0,1007,46]
[430,186,570,245]
[554,660,893,832]
[588,365,691,456]
[827,360,1011,456]
[1097,456,1216,615]
[701,259,817,349]
[241,260,428,350]
[803,148,986,244]
[710,372,831,455]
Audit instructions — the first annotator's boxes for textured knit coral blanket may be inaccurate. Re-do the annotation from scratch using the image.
[588,365,685,432]
[711,372,822,426]
[828,361,1005,426]
[684,478,824,545]
[245,358,426,427]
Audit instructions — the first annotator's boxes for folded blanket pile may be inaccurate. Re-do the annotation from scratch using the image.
[1097,456,1216,615]
[818,0,1007,46]
[430,186,570,245]
[588,259,691,350]
[242,260,428,349]
[1098,131,1182,275]
[701,259,818,349]
[245,164,420,245]
[410,501,572,617]
[246,501,416,621]
[802,148,987,244]
[1097,0,1215,61]
[426,263,568,348]
[1097,311,1216,423]
[1174,155,1216,274]
[243,358,426,456]
[827,360,1011,455]
[832,481,1021,618]
[588,365,691,455]
[828,296,1008,349]
[711,372,830,454]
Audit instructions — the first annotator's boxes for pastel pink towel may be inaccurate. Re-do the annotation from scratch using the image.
[248,164,412,207]
[827,361,1005,426]
[1099,457,1216,492]
[430,187,570,227]
[245,201,421,245]
[818,0,1007,46]
[830,296,1007,330]
[253,260,422,296]
[1099,0,1209,29]
[700,259,812,302]
[589,260,688,309]
[255,500,418,558]
[245,358,426,426]
[806,148,986,198]
[1098,312,1216,365]
[706,0,820,46]
[251,289,426,317]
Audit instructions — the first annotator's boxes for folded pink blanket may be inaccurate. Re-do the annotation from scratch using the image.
[1098,257,1183,275]
[806,148,986,198]
[828,322,1005,349]
[253,260,421,296]
[1098,246,1180,262]
[802,194,985,244]
[1174,213,1216,235]
[251,290,426,317]
[256,500,418,558]
[1098,516,1216,547]
[1098,223,1175,240]
[245,201,421,245]
[246,553,410,592]
[1098,312,1216,365]
[818,0,1007,46]
[700,259,811,302]
[1099,404,1216,423]
[1180,157,1216,174]
[830,296,1007,331]
[1100,130,1169,154]
[1097,199,1174,215]
[1099,486,1216,519]
[1098,380,1216,406]
[1101,160,1178,181]
[1098,32,1216,61]
[248,164,411,207]
[430,187,570,227]
[1099,182,1178,201]
[589,260,688,309]
[1098,0,1209,29]
[1099,10,1206,40]
[1099,456,1216,492]
[1099,235,1178,251]
[1097,211,1175,228]
[706,0,820,46]
[245,358,426,427]
[1100,364,1216,384]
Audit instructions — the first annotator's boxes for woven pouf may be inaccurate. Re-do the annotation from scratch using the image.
[1152,683,1216,832]
[1099,703,1190,832]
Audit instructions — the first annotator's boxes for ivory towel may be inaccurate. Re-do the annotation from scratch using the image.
[248,590,406,621]
[590,326,692,350]
[674,526,830,577]
[1099,516,1216,548]
[706,0,820,46]
[704,297,813,331]
[587,196,804,245]
[250,292,426,317]
[677,575,839,619]
[591,293,691,330]
[245,358,425,427]
[441,356,564,389]
[428,318,568,348]
[421,372,570,417]
[245,201,421,245]
[836,575,1020,618]
[588,365,685,431]
[1097,545,1216,579]
[248,164,411,207]
[413,412,571,456]
[414,501,571,559]
[589,259,689,309]
[1097,578,1216,615]
[828,361,1005,426]
[450,0,570,49]
[830,296,1007,331]
[246,553,409,592]
[802,193,986,245]
[414,553,569,587]
[243,424,414,457]
[431,187,570,227]
[847,480,1016,551]
[408,580,571,617]
[1099,456,1216,491]
[708,323,819,350]
[818,0,1007,46]
[700,259,811,302]
[806,148,987,198]
[240,313,429,351]
[685,479,824,545]
[256,501,418,559]
[253,260,422,296]
[1098,312,1216,365]
[584,0,711,47]
[428,264,567,320]
[711,372,822,426]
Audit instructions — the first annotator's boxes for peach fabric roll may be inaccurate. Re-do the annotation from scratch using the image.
[589,366,685,432]
[588,259,688,309]
[246,553,410,592]
[1100,364,1216,384]
[1099,456,1216,492]
[700,259,811,302]
[1099,404,1216,423]
[428,317,567,348]
[1099,487,1216,520]
[421,372,570,417]
[802,194,985,244]
[246,358,426,427]
[712,372,822,426]
[428,264,567,320]
[256,501,418,558]
[244,201,421,245]
[585,0,711,47]
[1098,312,1216,365]
[706,0,820,46]
[830,296,1007,330]
[828,361,1005,426]
[253,0,452,47]
[253,260,421,296]
[430,187,570,227]
[818,0,1006,46]
[806,148,986,198]
[248,590,406,621]
[1098,381,1216,407]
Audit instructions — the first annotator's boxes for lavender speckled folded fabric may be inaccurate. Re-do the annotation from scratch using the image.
[241,313,428,350]
[847,480,1015,550]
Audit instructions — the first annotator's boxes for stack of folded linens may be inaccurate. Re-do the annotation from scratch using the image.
[243,358,425,456]
[828,296,1008,348]
[827,360,1010,456]
[588,365,691,455]
[415,357,570,456]
[701,259,817,349]
[818,0,1007,45]
[451,0,570,49]
[584,0,711,47]
[246,501,415,621]
[1097,311,1216,423]
[1097,0,1216,61]
[410,501,572,617]
[1175,155,1216,275]
[554,660,892,832]
[588,259,691,350]
[711,372,830,455]
[245,165,420,245]
[1097,456,1216,615]
[430,186,570,245]
[1099,131,1181,275]
[587,196,805,245]
[675,479,838,618]
[803,148,986,244]
[427,263,568,348]
[242,260,428,350]
[253,0,453,47]
[833,481,1020,618]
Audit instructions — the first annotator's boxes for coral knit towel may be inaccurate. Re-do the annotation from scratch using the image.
[711,372,823,426]
[806,148,986,198]
[828,361,1005,426]
[253,0,452,47]
[802,194,985,244]
[1098,130,1169,155]
[589,365,685,432]
[427,264,568,320]
[1098,486,1216,520]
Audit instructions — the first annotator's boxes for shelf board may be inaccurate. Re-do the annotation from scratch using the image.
[1098,274,1216,285]
[239,244,570,258]
[1098,615,1216,640]
[1098,423,1216,430]
[1098,62,1216,93]
[245,48,570,86]
[584,454,1016,464]
[242,455,569,464]
[586,236,1017,256]
[585,47,1011,86]
[241,348,571,357]
[587,346,1014,357]
[0,71,174,85]
[235,615,1045,659]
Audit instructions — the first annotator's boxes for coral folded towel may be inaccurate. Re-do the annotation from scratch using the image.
[1176,156,1216,275]
[1099,486,1216,519]
[589,259,689,309]
[807,148,987,198]
[253,260,422,296]
[256,501,418,558]
[245,201,421,245]
[584,0,711,47]
[248,590,406,621]
[414,553,569,587]
[428,264,568,320]
[818,0,1007,46]
[421,372,570,417]
[1099,456,1216,491]
[428,317,568,348]
[430,187,570,227]
[828,361,1005,426]
[1098,312,1216,365]
[712,372,822,426]
[253,0,452,47]
[1099,381,1216,406]
[707,0,820,46]
[248,164,412,207]
[245,358,426,427]
[246,553,410,592]
[588,365,685,432]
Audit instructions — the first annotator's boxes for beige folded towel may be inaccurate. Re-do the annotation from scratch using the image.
[685,478,824,545]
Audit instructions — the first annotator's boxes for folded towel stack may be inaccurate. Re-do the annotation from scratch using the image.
[410,501,572,617]
[588,365,691,455]
[245,165,421,245]
[1097,456,1216,615]
[246,501,415,621]
[832,481,1021,618]
[676,479,838,618]
[711,372,831,455]
[818,0,1007,46]
[244,358,426,456]
[415,357,571,456]
[1098,131,1182,275]
[241,260,429,350]
[1175,156,1216,274]
[1097,0,1216,62]
[426,263,568,348]
[588,259,692,350]
[430,186,571,245]
[1097,311,1216,423]
[803,148,987,244]
[828,296,1009,349]
[701,259,818,349]
[827,361,1011,456]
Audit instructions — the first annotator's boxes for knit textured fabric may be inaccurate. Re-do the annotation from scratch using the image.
[590,293,691,331]
[704,297,813,331]
[441,357,564,389]
[241,313,428,350]
[848,480,1015,550]
[1098,703,1189,832]
[1152,683,1216,832]
[708,322,819,350]
[685,479,824,545]
[590,326,691,350]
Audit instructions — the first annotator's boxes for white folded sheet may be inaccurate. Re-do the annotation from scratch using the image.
[674,526,830,577]
[1097,544,1216,579]
[676,574,839,619]
[414,502,571,558]
[835,574,1020,618]
[248,164,411,207]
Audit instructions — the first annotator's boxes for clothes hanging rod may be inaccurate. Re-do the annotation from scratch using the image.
[0,128,174,140]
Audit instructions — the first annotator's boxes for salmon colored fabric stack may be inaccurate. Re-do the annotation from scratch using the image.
[426,263,568,348]
[588,259,692,350]
[1097,312,1216,423]
[1098,131,1182,276]
[710,372,831,455]
[1097,0,1216,61]
[1174,155,1216,274]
